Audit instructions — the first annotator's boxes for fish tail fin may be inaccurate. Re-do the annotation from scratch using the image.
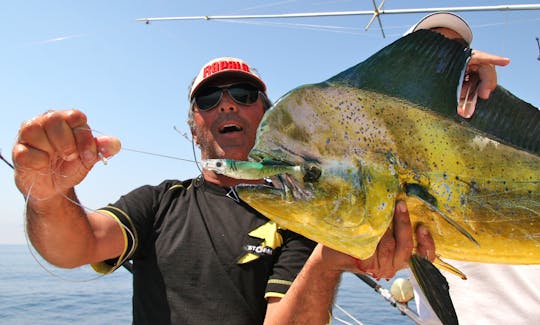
[409,254,459,325]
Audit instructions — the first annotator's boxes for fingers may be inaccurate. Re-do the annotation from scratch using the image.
[12,142,51,171]
[13,109,101,199]
[475,64,498,99]
[45,112,84,161]
[469,50,510,67]
[16,110,97,168]
[72,126,99,168]
[15,118,56,170]
[374,201,412,278]
[17,110,83,154]
[467,50,510,100]
[355,200,413,280]
[415,224,436,262]
[392,201,413,268]
[373,226,396,279]
[95,135,122,158]
[457,72,480,118]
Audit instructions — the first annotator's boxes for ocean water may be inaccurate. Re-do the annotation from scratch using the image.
[0,245,416,324]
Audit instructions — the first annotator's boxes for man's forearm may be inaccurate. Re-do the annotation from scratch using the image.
[265,245,342,324]
[26,188,95,268]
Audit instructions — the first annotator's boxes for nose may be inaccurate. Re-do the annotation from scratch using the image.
[218,91,238,113]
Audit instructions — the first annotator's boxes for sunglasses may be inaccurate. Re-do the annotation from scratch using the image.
[192,83,261,111]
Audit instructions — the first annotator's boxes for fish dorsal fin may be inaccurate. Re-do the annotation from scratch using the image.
[326,29,540,156]
[327,29,470,117]
[405,183,479,246]
[467,86,540,155]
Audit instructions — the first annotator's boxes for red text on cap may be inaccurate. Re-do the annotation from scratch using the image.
[203,60,250,79]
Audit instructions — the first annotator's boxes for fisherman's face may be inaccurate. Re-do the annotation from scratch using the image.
[191,78,265,161]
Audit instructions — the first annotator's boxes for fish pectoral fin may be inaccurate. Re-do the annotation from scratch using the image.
[409,254,458,325]
[433,256,467,280]
[405,183,479,247]
[433,208,479,247]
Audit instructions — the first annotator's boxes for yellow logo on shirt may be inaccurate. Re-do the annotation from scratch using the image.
[237,221,283,264]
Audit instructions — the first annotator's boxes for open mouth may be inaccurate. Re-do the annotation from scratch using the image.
[237,148,321,200]
[219,124,243,133]
[236,173,314,201]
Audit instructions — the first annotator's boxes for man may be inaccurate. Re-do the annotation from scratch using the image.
[12,56,418,324]
[406,12,540,325]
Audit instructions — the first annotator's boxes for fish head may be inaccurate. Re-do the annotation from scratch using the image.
[236,84,400,259]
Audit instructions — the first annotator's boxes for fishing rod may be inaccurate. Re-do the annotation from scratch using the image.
[355,273,423,325]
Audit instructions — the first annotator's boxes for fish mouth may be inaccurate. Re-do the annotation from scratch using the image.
[236,173,314,201]
[239,148,320,200]
[249,148,322,183]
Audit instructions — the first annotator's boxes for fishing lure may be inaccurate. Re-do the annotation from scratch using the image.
[201,159,303,180]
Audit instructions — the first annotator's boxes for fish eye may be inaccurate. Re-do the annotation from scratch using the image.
[303,163,321,182]
[216,161,222,167]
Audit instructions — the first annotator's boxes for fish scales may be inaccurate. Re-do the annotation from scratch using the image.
[233,30,540,265]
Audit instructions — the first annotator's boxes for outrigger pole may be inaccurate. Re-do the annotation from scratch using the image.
[136,3,540,38]
[136,4,540,23]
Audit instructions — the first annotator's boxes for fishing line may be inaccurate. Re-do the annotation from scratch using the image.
[173,125,192,142]
[21,158,138,282]
[22,170,102,282]
[231,0,297,13]
[470,17,540,29]
[212,14,540,38]
[173,125,204,174]
[52,181,138,272]
[219,19,367,35]
[333,303,364,325]
[121,146,198,163]
[16,124,205,281]
[87,127,200,165]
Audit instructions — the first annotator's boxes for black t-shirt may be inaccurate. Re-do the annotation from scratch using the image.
[96,177,316,325]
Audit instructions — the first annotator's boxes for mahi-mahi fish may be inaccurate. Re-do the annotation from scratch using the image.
[204,30,540,324]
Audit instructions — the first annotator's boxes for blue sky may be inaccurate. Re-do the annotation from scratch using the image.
[1,0,539,244]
